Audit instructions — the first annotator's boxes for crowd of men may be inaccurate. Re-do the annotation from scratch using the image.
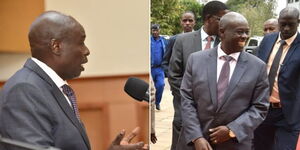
[151,1,300,150]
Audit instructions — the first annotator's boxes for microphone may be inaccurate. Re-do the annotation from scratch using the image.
[124,77,149,102]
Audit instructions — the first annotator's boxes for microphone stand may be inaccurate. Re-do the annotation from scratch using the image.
[0,134,60,150]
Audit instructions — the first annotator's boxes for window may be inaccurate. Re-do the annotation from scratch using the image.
[248,39,258,46]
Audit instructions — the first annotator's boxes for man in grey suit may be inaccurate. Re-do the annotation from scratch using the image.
[0,11,146,150]
[176,12,269,150]
[168,1,228,149]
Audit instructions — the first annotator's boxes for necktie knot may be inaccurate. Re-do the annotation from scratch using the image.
[61,84,81,120]
[280,40,286,46]
[207,36,213,42]
[62,84,74,97]
[204,36,213,50]
[222,55,233,62]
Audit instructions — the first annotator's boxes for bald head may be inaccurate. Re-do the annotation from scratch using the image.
[219,12,248,30]
[279,7,299,20]
[263,18,278,35]
[28,11,89,80]
[29,11,81,58]
[264,18,278,26]
[219,12,249,54]
[278,7,300,40]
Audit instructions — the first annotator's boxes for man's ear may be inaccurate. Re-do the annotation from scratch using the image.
[50,39,61,55]
[219,28,225,38]
[205,14,213,22]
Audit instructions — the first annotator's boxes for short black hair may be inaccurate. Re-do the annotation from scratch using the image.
[202,1,228,22]
[151,24,160,30]
[182,11,195,19]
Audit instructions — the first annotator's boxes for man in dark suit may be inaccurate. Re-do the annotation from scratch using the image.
[168,1,228,149]
[176,12,269,150]
[0,11,146,150]
[162,10,196,77]
[254,7,300,150]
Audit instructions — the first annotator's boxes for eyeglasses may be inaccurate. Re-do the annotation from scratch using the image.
[212,15,221,21]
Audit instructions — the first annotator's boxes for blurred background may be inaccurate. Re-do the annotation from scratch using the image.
[0,0,149,150]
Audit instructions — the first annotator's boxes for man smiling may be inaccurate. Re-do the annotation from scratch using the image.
[176,12,269,150]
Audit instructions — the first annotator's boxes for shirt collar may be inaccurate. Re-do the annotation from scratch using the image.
[217,44,240,61]
[277,32,298,46]
[182,29,194,34]
[151,36,162,41]
[201,26,216,41]
[31,57,68,88]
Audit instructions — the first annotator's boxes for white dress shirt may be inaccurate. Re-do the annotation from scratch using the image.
[201,26,216,50]
[217,45,241,82]
[31,57,72,107]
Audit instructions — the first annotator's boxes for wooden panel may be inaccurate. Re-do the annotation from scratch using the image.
[0,0,44,53]
[79,102,110,150]
[69,74,149,150]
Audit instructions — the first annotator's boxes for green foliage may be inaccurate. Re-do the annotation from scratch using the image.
[151,0,203,35]
[151,0,184,35]
[226,0,276,36]
[178,0,204,33]
[151,0,275,36]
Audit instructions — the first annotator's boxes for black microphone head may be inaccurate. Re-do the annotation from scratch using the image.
[124,77,149,102]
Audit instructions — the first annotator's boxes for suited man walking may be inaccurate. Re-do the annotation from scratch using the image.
[176,12,269,150]
[168,1,228,149]
[254,7,300,150]
[0,11,146,150]
[162,11,196,77]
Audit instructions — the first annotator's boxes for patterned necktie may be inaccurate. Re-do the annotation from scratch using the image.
[61,84,81,120]
[268,40,286,94]
[217,55,233,104]
[204,36,212,50]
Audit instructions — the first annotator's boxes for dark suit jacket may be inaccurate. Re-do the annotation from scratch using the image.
[177,48,269,150]
[0,59,91,150]
[258,32,300,130]
[162,35,177,77]
[168,29,220,97]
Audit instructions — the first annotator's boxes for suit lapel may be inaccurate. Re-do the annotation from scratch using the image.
[217,51,248,112]
[207,48,218,106]
[262,33,279,62]
[214,36,220,47]
[193,30,202,51]
[52,87,91,149]
[279,33,300,74]
[24,59,91,150]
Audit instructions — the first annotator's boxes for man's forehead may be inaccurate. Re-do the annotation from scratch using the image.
[182,13,194,18]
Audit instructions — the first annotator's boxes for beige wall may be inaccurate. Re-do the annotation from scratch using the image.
[0,0,149,81]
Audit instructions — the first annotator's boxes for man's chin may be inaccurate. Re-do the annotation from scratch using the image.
[238,41,246,47]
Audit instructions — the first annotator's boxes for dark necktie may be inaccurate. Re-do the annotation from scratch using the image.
[61,84,81,120]
[217,55,233,104]
[204,36,212,50]
[268,40,286,94]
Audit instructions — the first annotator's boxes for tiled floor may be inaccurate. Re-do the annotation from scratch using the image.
[151,79,174,150]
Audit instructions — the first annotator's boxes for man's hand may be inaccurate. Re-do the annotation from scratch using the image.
[151,133,157,144]
[108,127,149,150]
[194,137,213,150]
[209,126,231,144]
